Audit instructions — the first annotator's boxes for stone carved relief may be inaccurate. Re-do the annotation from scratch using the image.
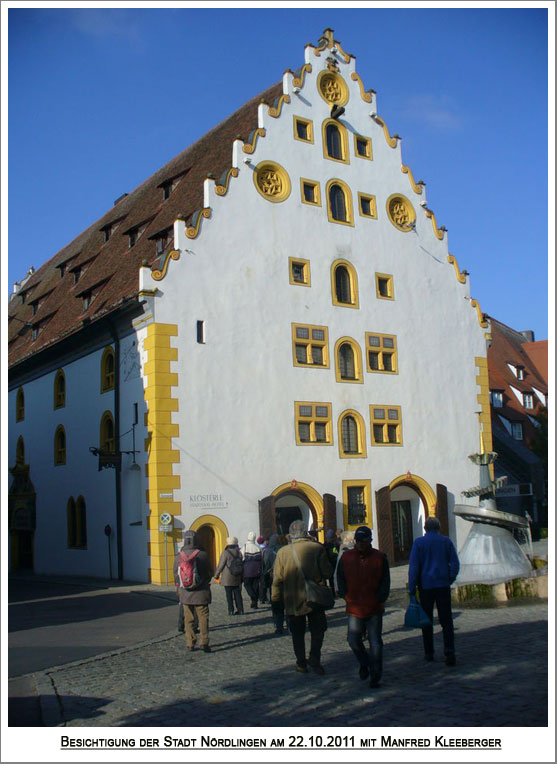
[386,194,415,232]
[254,162,291,203]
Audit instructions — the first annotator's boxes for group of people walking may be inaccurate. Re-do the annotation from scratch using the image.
[173,515,460,687]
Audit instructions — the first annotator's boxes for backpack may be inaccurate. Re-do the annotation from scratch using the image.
[178,549,202,590]
[227,553,244,577]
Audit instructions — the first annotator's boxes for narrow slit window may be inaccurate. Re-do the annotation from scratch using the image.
[197,320,205,344]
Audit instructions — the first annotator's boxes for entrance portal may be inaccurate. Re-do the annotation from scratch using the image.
[197,525,216,571]
[391,500,413,562]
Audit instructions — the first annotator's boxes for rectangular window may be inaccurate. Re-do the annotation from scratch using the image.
[511,422,523,440]
[292,323,329,368]
[196,320,205,344]
[371,405,402,445]
[375,273,394,300]
[342,479,372,528]
[295,402,332,445]
[366,333,398,373]
[300,178,321,206]
[289,257,311,286]
[358,193,377,219]
[354,134,372,159]
[293,116,314,143]
[523,393,534,409]
[491,390,504,408]
[129,230,137,248]
[516,367,525,380]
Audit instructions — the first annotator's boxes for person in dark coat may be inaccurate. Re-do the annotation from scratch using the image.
[263,534,288,634]
[407,516,460,665]
[173,530,213,652]
[214,536,244,616]
[337,526,390,688]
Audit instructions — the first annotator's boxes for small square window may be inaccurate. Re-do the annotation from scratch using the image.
[523,393,534,409]
[491,390,504,408]
[371,404,402,446]
[366,334,398,374]
[294,117,314,143]
[300,178,321,206]
[375,273,394,300]
[292,323,329,368]
[358,193,377,219]
[295,401,332,445]
[511,422,523,440]
[354,134,372,159]
[289,257,311,287]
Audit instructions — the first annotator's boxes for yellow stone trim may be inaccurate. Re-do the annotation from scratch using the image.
[271,481,325,540]
[373,115,398,148]
[386,193,416,232]
[470,299,489,328]
[334,337,364,384]
[322,119,350,164]
[289,257,311,287]
[317,70,349,107]
[290,63,312,89]
[300,178,322,206]
[254,161,291,203]
[312,28,351,63]
[447,254,467,284]
[401,165,424,195]
[342,479,372,529]
[474,354,494,476]
[389,473,436,516]
[144,323,181,585]
[243,128,266,154]
[138,288,158,298]
[268,94,291,118]
[186,208,211,239]
[350,72,372,103]
[331,258,359,308]
[152,249,180,281]
[338,409,367,458]
[424,208,445,240]
[189,514,230,568]
[215,167,239,196]
[326,179,354,227]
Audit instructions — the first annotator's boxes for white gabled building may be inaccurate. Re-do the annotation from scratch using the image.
[8,29,492,583]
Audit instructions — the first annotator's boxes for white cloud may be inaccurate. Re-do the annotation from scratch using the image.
[403,95,461,130]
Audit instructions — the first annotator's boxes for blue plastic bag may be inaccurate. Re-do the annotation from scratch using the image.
[404,594,432,628]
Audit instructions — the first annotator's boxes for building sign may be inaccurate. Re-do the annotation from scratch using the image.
[189,493,229,510]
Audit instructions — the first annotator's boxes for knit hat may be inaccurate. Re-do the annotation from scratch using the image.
[257,536,265,544]
[354,526,372,542]
[226,536,238,545]
[247,531,256,542]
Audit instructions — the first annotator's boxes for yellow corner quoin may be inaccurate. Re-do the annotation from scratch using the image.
[447,254,467,284]
[151,249,180,282]
[144,323,181,584]
[401,165,424,195]
[474,355,494,473]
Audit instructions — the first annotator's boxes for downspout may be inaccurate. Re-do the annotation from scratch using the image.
[108,317,123,580]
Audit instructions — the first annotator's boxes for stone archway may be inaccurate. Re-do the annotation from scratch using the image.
[189,514,229,571]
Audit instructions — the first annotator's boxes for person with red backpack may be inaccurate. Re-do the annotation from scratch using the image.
[173,530,214,652]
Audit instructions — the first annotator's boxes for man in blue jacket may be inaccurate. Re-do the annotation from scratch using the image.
[408,516,460,666]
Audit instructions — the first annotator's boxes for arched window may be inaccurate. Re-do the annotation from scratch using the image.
[54,425,66,465]
[67,497,87,549]
[16,388,25,422]
[101,347,115,393]
[331,260,359,308]
[54,369,66,409]
[326,180,353,226]
[338,343,356,380]
[100,412,115,453]
[16,436,25,464]
[322,120,348,163]
[338,410,367,458]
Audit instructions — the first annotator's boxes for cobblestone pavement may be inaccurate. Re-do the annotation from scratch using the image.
[35,583,548,728]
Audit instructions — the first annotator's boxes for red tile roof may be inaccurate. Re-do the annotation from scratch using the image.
[522,340,548,384]
[8,81,283,370]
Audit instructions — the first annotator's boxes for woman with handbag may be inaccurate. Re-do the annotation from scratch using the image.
[270,520,333,675]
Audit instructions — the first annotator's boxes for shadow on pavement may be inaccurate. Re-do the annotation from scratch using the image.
[53,619,548,728]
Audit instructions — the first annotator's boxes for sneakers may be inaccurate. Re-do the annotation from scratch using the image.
[308,657,325,675]
[359,665,370,681]
[445,653,456,666]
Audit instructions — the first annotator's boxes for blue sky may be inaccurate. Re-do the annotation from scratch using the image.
[5,4,552,340]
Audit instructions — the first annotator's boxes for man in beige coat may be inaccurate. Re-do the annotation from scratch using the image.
[271,520,333,674]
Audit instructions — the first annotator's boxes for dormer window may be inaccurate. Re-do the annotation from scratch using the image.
[156,236,167,255]
[162,183,172,201]
[491,390,504,408]
[32,327,39,341]
[82,293,91,312]
[516,366,525,380]
[103,226,111,243]
[129,229,137,248]
[30,301,38,316]
[73,268,81,285]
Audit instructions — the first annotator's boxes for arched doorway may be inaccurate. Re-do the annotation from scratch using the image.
[272,482,323,536]
[197,525,216,571]
[376,474,435,565]
[189,514,229,572]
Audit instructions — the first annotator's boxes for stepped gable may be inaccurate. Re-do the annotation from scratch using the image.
[8,81,283,369]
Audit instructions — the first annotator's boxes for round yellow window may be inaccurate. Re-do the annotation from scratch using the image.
[386,194,416,232]
[317,71,349,107]
[253,161,291,203]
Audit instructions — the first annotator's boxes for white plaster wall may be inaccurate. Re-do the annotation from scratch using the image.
[142,54,488,548]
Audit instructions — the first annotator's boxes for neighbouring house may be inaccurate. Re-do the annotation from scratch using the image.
[8,29,493,582]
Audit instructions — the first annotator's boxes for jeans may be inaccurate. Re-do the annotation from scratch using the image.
[225,586,244,614]
[183,604,209,648]
[288,608,327,667]
[418,586,455,656]
[347,613,383,681]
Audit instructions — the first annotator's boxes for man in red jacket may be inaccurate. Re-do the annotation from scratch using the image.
[336,526,390,688]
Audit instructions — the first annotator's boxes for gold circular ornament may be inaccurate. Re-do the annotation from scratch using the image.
[386,194,416,232]
[317,71,349,107]
[253,161,291,203]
